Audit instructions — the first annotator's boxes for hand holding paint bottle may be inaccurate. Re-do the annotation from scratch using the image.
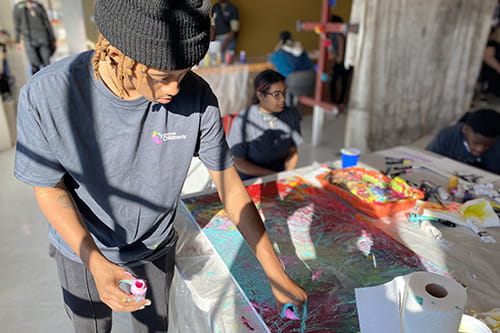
[120,272,147,302]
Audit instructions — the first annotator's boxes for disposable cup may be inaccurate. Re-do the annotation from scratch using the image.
[341,148,360,168]
[459,315,492,333]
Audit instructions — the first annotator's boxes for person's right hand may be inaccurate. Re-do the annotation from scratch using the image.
[89,257,151,312]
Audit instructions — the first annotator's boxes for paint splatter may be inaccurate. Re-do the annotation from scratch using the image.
[240,316,255,331]
[183,175,449,332]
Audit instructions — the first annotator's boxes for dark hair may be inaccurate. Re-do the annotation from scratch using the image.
[459,108,500,137]
[252,69,286,104]
[279,31,292,42]
[330,14,344,23]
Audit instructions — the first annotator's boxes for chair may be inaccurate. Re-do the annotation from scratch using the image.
[222,112,239,136]
[285,69,316,107]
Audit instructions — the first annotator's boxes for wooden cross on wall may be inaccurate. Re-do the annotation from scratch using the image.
[297,0,358,145]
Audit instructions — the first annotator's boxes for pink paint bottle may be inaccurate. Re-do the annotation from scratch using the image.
[120,272,147,301]
[130,279,147,301]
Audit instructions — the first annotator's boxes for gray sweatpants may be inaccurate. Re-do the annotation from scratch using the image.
[49,244,175,333]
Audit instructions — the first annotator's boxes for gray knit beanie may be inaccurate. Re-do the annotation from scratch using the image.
[94,0,210,70]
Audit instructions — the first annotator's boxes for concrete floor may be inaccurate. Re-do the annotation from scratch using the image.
[0,109,346,333]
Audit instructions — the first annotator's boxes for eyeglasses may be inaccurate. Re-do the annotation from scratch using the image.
[263,89,288,99]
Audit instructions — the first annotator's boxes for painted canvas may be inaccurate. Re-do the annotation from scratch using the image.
[182,176,447,332]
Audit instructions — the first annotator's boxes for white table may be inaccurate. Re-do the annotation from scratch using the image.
[169,148,500,332]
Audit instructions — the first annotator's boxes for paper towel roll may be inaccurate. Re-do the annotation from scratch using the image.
[401,271,467,333]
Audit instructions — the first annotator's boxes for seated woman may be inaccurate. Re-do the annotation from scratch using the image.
[426,108,500,174]
[269,31,315,106]
[269,31,313,78]
[227,69,303,180]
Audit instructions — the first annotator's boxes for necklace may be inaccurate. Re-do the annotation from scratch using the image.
[259,108,278,128]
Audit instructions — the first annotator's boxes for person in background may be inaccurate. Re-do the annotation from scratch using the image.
[328,14,352,104]
[269,31,315,107]
[227,69,303,180]
[0,29,12,100]
[13,0,56,75]
[478,28,500,98]
[14,0,307,331]
[426,108,500,174]
[212,0,239,54]
[269,31,313,78]
[492,0,499,29]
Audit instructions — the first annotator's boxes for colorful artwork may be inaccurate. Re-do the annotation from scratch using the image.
[317,168,424,218]
[182,176,447,332]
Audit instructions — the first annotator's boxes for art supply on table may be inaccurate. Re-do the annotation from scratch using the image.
[357,230,377,267]
[416,198,500,228]
[466,218,497,243]
[341,147,360,168]
[459,314,492,333]
[421,220,444,240]
[239,50,246,63]
[453,188,465,203]
[384,157,413,165]
[120,272,148,301]
[447,174,459,194]
[318,167,424,218]
[463,190,474,202]
[355,271,467,333]
[436,186,450,202]
[406,213,456,227]
[475,308,500,333]
[224,50,234,65]
[281,302,308,333]
[389,169,412,178]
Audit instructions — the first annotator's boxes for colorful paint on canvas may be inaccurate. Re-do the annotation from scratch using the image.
[182,176,447,332]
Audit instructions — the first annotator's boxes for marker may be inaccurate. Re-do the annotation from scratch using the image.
[385,157,413,164]
[392,165,413,171]
[390,169,412,177]
[407,213,456,227]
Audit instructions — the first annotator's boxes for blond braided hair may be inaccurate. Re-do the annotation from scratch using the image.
[92,34,147,99]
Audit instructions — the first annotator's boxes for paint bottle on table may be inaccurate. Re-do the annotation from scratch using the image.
[225,50,234,65]
[447,174,459,194]
[239,50,246,64]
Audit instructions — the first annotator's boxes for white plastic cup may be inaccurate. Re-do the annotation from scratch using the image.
[459,314,492,333]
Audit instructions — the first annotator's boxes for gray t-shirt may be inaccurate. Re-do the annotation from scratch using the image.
[227,104,303,179]
[14,51,233,265]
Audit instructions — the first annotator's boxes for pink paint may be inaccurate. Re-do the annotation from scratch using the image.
[241,316,255,330]
[312,270,324,280]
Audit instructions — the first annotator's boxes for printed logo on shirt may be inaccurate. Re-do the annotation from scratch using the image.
[152,131,187,144]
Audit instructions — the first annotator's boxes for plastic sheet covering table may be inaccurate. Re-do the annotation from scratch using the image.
[166,159,500,332]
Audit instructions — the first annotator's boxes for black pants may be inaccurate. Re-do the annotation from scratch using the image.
[49,244,175,333]
[479,63,500,96]
[24,39,52,74]
[330,63,352,104]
